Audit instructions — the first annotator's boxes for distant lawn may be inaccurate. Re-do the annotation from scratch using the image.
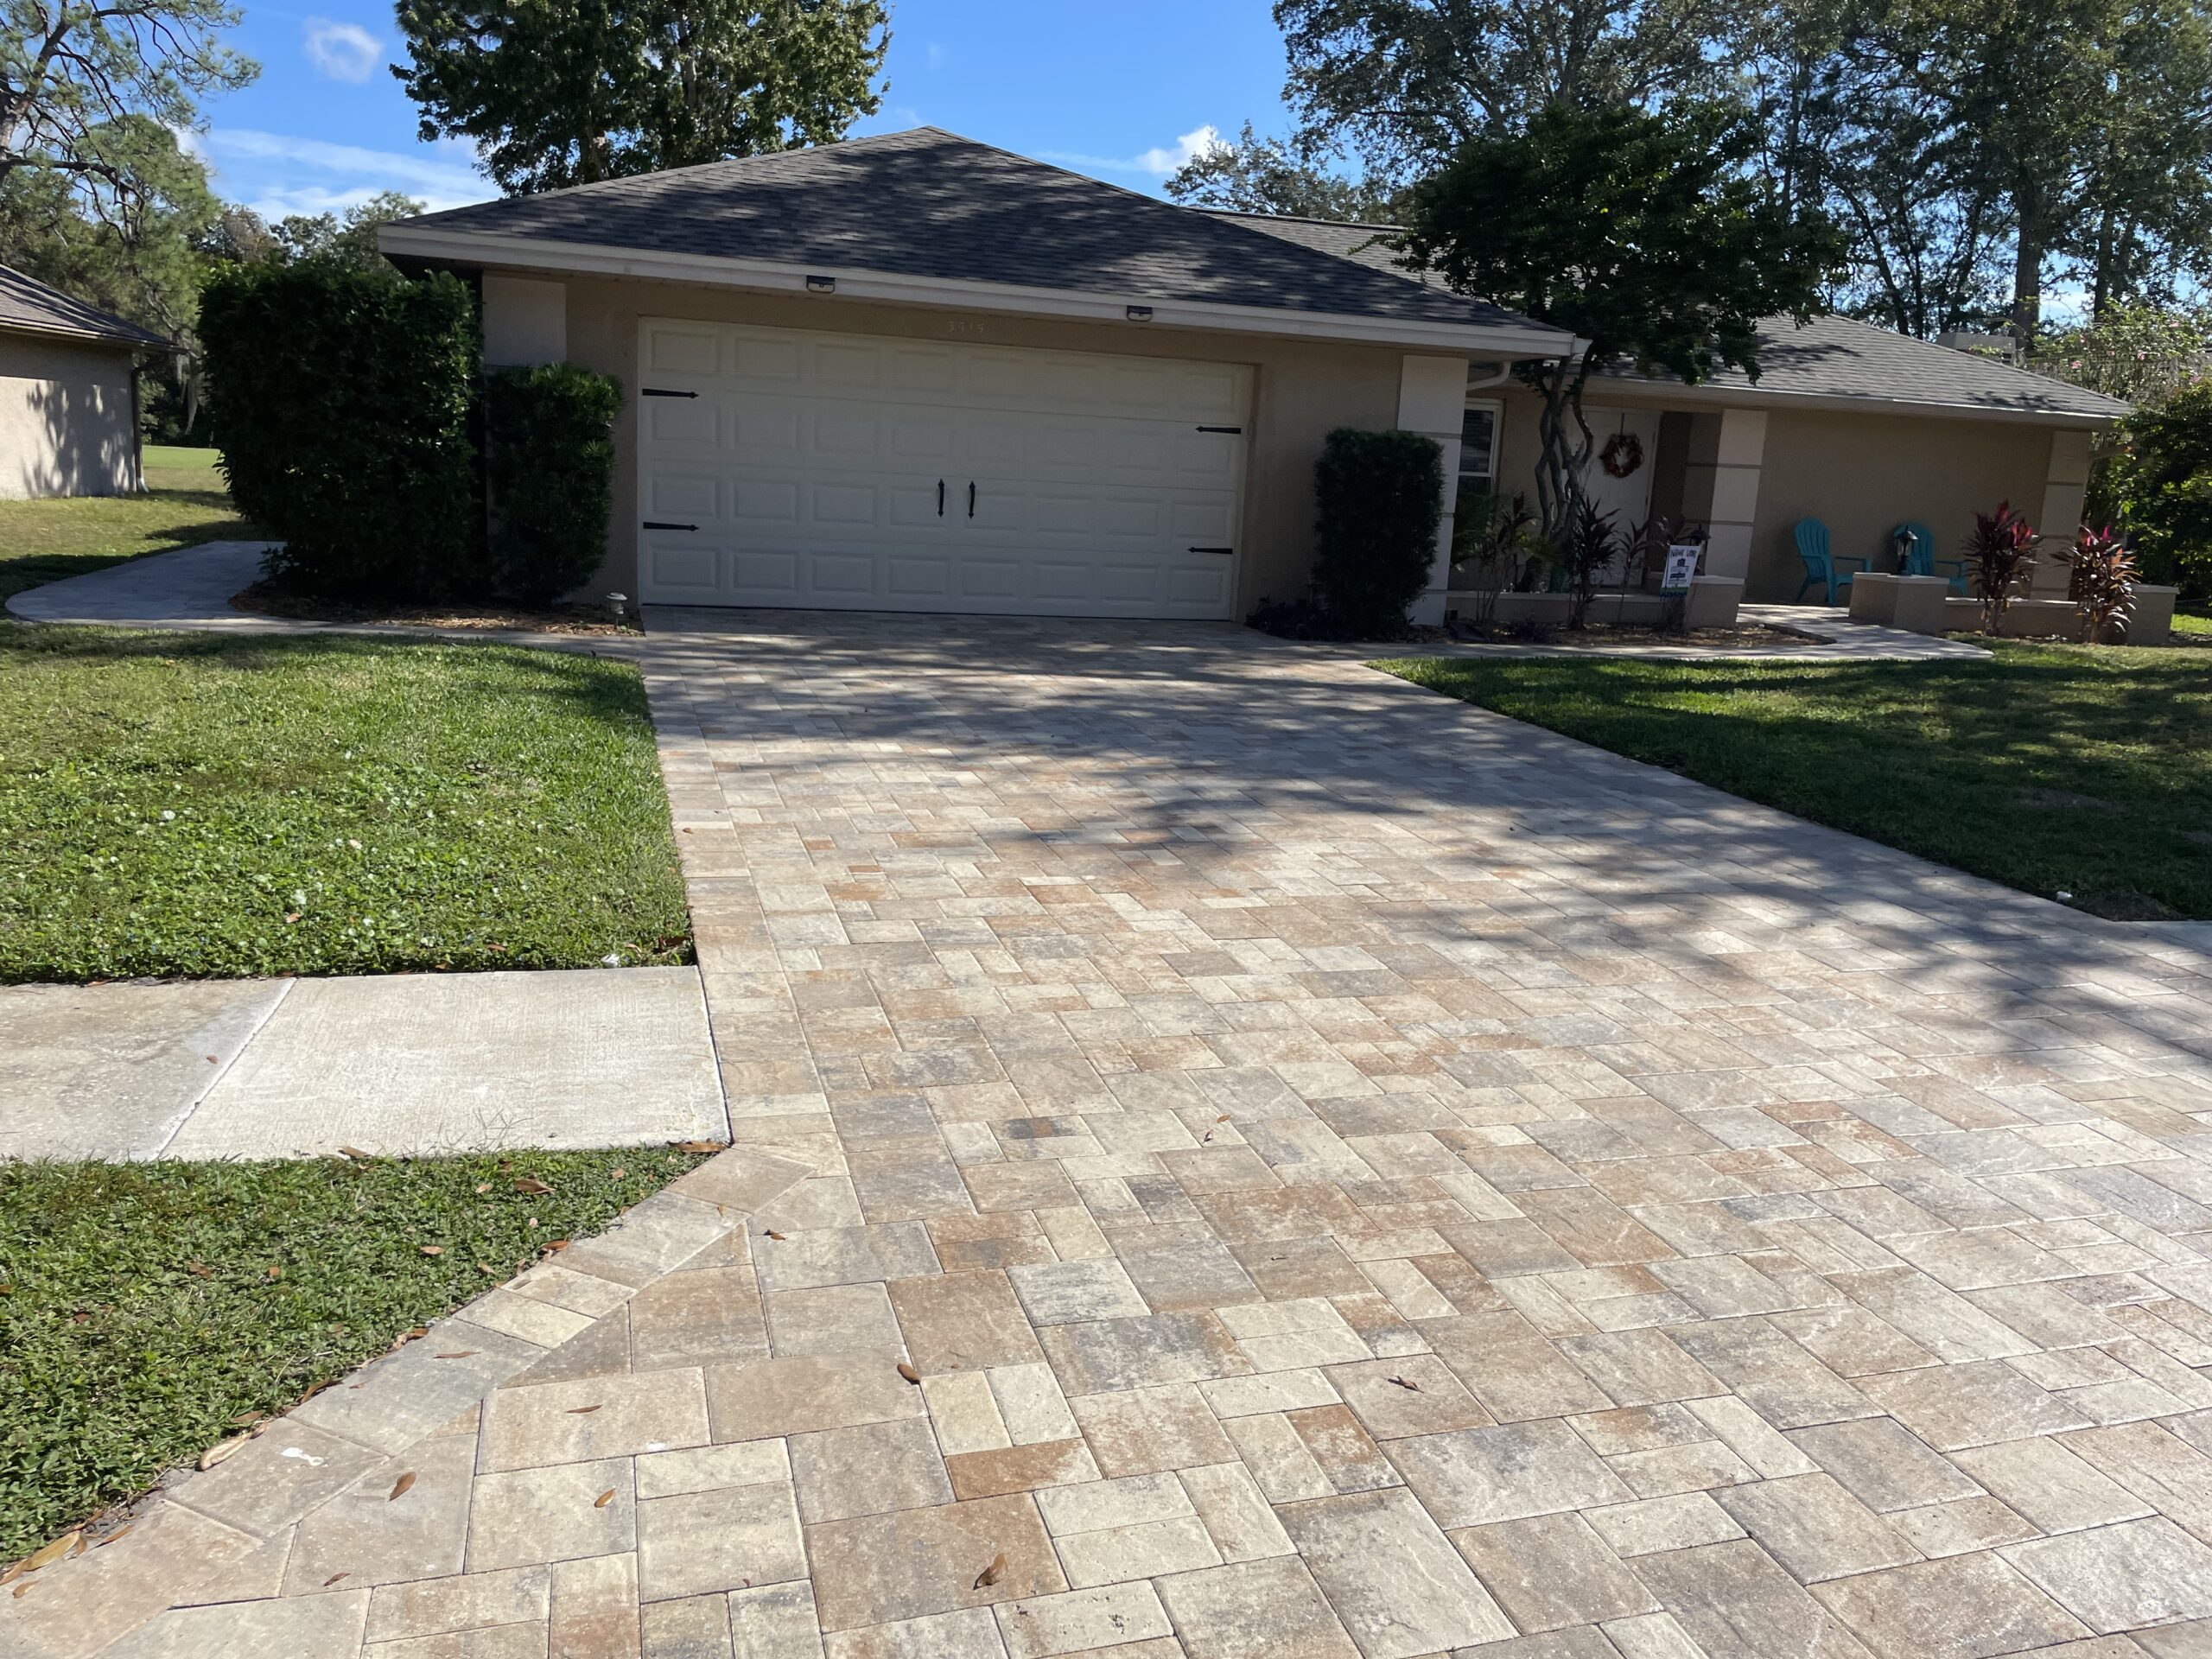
[1382,639,2212,920]
[0,1149,707,1566]
[0,446,249,604]
[0,627,691,981]
[2177,609,2210,639]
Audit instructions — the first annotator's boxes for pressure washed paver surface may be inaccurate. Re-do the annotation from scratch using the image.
[9,611,2212,1658]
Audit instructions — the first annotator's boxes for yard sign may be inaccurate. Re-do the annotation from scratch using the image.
[1661,544,1702,594]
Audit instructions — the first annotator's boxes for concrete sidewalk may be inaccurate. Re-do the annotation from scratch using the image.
[0,968,728,1160]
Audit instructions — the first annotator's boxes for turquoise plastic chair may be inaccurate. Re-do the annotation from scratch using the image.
[1794,518,1866,604]
[1893,521,1970,594]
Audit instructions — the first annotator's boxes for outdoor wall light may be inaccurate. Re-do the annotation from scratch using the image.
[1126,304,1154,321]
[805,274,836,294]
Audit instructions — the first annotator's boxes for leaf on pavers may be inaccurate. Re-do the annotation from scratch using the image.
[419,1245,444,1257]
[12,1583,30,1598]
[68,1536,86,1559]
[228,1411,264,1428]
[1202,1129,1215,1143]
[434,1351,478,1360]
[594,1489,616,1509]
[324,1572,349,1587]
[199,1434,251,1471]
[1216,1114,1231,1122]
[568,1404,601,1415]
[1387,1376,1421,1391]
[897,1363,921,1385]
[673,1140,722,1154]
[389,1472,416,1502]
[22,1532,79,1572]
[973,1552,1007,1590]
[762,1230,787,1241]
[95,1526,130,1548]
[513,1178,554,1197]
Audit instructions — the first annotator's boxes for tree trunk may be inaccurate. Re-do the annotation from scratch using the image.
[2012,188,2044,349]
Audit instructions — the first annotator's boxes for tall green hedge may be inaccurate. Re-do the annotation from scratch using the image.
[200,263,480,599]
[2107,378,2212,605]
[483,365,623,604]
[1313,427,1445,637]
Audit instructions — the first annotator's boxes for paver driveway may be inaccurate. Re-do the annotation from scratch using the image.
[13,613,2212,1659]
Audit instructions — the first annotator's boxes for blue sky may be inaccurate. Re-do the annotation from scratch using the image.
[192,0,1298,219]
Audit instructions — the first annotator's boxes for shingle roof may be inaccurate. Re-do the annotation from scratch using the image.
[400,128,1561,339]
[0,264,168,350]
[1213,209,2132,423]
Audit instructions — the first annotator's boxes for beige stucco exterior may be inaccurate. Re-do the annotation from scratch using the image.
[484,268,2118,620]
[0,329,141,499]
[521,273,1408,613]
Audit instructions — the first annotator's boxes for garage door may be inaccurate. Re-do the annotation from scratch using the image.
[636,319,1251,617]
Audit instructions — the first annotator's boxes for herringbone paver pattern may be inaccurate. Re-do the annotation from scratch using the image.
[11,613,2212,1659]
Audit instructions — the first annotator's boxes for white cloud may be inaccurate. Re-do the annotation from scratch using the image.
[303,18,384,83]
[199,128,492,214]
[1041,124,1224,178]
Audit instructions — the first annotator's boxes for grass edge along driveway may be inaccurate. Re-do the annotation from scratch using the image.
[0,1148,709,1567]
[0,626,692,982]
[0,447,249,605]
[1379,639,2212,921]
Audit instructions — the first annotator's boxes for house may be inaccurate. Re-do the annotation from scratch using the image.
[379,127,2132,623]
[0,264,169,500]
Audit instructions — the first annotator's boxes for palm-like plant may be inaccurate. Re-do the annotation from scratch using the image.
[2062,524,2139,644]
[1563,499,1621,630]
[1964,501,2041,634]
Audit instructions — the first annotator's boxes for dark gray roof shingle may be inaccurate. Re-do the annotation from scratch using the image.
[1212,208,2131,423]
[401,128,1559,337]
[0,264,168,349]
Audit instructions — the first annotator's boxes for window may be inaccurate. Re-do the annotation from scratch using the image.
[1457,401,1501,511]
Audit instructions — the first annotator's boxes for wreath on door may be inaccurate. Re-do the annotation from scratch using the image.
[1600,429,1644,478]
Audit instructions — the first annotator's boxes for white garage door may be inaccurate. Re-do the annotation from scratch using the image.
[636,319,1251,617]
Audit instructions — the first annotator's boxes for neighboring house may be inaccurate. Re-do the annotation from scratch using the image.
[0,264,169,500]
[380,127,2130,620]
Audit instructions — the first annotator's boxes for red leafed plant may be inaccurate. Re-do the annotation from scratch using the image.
[2062,524,2139,644]
[1964,501,2041,634]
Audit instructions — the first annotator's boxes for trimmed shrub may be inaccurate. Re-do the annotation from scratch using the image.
[200,262,480,600]
[1313,428,1445,638]
[483,365,623,604]
[2107,378,2212,605]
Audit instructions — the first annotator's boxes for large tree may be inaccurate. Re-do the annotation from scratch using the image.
[1396,101,1840,537]
[396,0,890,195]
[1165,121,1395,220]
[2,0,252,217]
[1270,0,1756,178]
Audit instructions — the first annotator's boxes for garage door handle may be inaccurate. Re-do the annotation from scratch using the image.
[642,388,699,398]
[968,481,976,518]
[938,480,945,517]
[1190,545,1235,555]
[643,520,697,531]
[1196,425,1243,434]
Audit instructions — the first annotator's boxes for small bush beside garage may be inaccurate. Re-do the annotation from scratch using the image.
[1307,427,1445,639]
[199,264,622,607]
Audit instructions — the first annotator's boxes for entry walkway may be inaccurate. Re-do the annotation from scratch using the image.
[7,608,2212,1658]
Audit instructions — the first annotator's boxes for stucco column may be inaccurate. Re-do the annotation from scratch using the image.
[481,274,569,367]
[2031,429,2094,598]
[1678,409,1767,582]
[1398,354,1466,625]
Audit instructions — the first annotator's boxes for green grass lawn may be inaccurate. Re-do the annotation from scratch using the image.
[0,627,692,981]
[0,1149,706,1563]
[0,446,249,604]
[1381,639,2212,920]
[2177,609,2211,639]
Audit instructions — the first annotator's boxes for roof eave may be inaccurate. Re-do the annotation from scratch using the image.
[0,316,173,353]
[378,224,1577,359]
[1590,372,2126,429]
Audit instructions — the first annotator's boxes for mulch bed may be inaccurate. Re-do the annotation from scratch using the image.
[232,581,640,636]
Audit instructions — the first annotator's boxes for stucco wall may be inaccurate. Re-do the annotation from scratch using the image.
[0,331,140,499]
[1747,410,2060,602]
[543,273,1409,612]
